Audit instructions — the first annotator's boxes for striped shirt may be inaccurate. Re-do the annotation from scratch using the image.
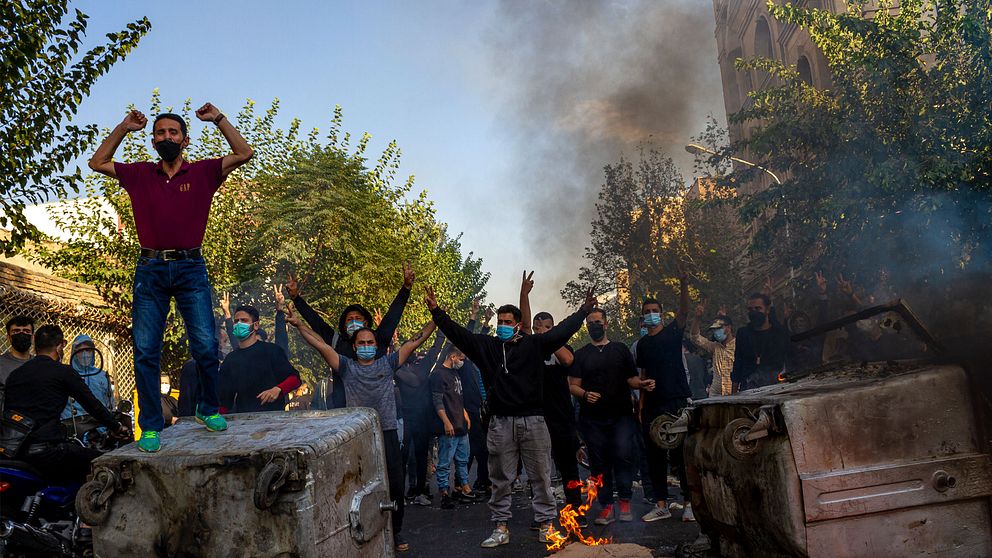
[691,334,736,396]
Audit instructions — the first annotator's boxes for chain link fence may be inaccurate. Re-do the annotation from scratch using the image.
[0,284,134,400]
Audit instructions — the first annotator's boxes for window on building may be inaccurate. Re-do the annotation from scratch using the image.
[797,55,813,85]
[755,18,773,59]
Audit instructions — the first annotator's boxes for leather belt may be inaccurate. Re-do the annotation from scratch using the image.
[140,247,203,261]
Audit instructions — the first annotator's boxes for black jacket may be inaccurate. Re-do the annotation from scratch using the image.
[5,355,119,444]
[292,287,411,408]
[732,323,791,389]
[430,306,588,417]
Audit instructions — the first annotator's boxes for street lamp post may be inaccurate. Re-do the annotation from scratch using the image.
[685,143,795,300]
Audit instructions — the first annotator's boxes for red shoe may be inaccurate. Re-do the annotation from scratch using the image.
[618,499,633,521]
[594,504,615,525]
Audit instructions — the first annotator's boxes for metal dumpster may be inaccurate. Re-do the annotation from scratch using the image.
[78,409,395,558]
[680,361,992,558]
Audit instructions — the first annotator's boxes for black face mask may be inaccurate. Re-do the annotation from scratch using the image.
[154,139,183,162]
[748,310,767,326]
[10,333,31,353]
[587,323,606,341]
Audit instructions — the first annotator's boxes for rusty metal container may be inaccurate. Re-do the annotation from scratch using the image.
[79,409,395,558]
[681,361,992,557]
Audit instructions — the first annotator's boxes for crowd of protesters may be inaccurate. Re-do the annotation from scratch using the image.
[0,104,929,554]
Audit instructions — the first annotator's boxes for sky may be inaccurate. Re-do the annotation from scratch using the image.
[65,0,726,319]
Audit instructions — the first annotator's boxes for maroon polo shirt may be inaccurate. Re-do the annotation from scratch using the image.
[114,158,224,250]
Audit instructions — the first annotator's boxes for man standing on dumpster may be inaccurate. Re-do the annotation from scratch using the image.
[89,105,254,452]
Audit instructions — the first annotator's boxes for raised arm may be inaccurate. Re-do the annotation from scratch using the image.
[375,262,414,348]
[286,273,338,344]
[690,301,719,353]
[88,110,146,178]
[287,305,340,370]
[194,103,253,178]
[676,271,689,329]
[397,321,438,367]
[425,287,485,365]
[274,283,289,355]
[535,285,597,353]
[520,271,534,334]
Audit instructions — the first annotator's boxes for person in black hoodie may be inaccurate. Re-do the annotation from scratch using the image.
[396,327,446,505]
[424,285,596,549]
[286,263,414,408]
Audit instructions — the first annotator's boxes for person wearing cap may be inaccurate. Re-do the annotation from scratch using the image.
[690,303,736,397]
[89,104,254,452]
[61,335,115,427]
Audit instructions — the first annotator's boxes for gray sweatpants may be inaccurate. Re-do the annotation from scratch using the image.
[486,415,556,524]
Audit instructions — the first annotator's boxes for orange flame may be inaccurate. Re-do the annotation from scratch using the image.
[777,372,786,382]
[545,474,612,551]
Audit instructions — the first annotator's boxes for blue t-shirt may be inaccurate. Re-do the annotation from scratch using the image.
[338,352,401,431]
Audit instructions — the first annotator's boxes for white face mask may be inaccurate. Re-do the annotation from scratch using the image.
[161,384,171,395]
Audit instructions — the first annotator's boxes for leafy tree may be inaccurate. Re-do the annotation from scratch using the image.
[697,0,992,306]
[1,1,149,255]
[562,148,744,341]
[34,93,488,371]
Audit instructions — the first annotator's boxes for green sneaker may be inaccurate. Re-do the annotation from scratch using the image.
[195,406,228,432]
[137,431,160,453]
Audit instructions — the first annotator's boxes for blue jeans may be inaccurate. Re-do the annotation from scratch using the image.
[580,414,637,505]
[436,434,470,492]
[132,257,219,432]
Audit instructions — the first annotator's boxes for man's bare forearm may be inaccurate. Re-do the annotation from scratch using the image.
[89,124,128,171]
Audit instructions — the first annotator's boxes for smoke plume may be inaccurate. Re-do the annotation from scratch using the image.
[485,0,725,304]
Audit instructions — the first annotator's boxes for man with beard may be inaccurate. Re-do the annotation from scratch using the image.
[89,106,254,452]
[1,316,34,384]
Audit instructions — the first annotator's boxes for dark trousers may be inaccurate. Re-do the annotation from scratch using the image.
[642,400,689,503]
[384,429,405,535]
[23,443,102,485]
[402,413,431,495]
[579,414,636,506]
[546,418,582,506]
[466,409,490,489]
[132,257,220,432]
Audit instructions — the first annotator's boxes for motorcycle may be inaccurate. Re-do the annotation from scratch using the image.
[0,401,133,558]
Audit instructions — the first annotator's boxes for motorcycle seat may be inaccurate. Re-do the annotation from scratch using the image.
[0,458,46,479]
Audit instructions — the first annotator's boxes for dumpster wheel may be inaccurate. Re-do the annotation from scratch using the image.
[76,472,115,525]
[254,458,289,510]
[723,418,759,460]
[650,414,686,449]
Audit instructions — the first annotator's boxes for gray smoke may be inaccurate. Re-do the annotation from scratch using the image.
[486,0,726,302]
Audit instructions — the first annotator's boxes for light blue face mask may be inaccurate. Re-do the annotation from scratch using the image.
[496,325,516,342]
[356,345,377,360]
[643,312,662,327]
[346,320,365,336]
[712,328,728,342]
[232,321,253,340]
[639,327,648,337]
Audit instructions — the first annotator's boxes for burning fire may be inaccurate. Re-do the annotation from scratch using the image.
[545,474,612,551]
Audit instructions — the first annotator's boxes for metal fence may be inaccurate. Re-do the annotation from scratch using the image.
[0,285,134,400]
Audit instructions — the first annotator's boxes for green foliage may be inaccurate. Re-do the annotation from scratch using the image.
[562,148,744,340]
[34,92,488,371]
[1,1,149,255]
[715,0,992,293]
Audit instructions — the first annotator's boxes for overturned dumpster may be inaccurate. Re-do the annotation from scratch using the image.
[78,409,395,558]
[658,301,992,558]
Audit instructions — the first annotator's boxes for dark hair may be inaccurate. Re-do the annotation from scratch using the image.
[747,293,771,307]
[338,304,374,335]
[496,304,522,323]
[349,327,375,345]
[34,324,65,352]
[5,315,34,333]
[533,311,554,324]
[641,298,661,310]
[154,113,188,137]
[233,305,260,322]
[587,308,607,321]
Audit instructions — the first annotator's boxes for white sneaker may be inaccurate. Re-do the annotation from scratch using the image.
[413,494,431,506]
[537,523,554,543]
[481,526,510,548]
[682,503,696,522]
[641,504,672,522]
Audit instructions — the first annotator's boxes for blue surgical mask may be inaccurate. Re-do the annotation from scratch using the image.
[713,328,727,342]
[496,324,516,342]
[232,321,253,340]
[356,345,377,360]
[643,312,662,327]
[639,327,648,337]
[346,320,365,335]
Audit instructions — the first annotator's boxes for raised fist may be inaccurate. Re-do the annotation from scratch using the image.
[195,102,221,122]
[121,110,147,132]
